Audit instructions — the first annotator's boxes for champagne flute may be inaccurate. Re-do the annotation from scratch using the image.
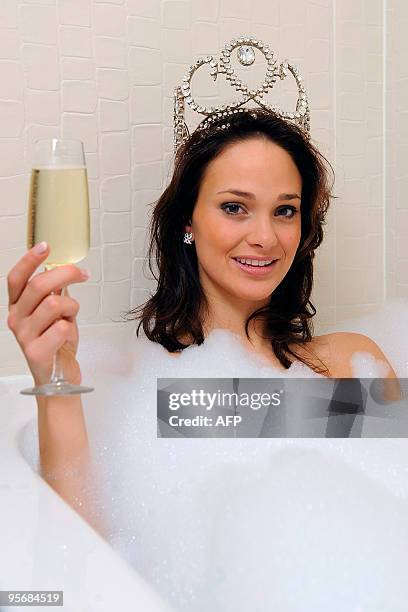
[20,138,94,396]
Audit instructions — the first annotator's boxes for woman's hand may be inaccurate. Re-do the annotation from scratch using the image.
[6,242,90,386]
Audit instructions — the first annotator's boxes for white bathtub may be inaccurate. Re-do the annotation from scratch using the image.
[0,372,175,612]
[1,304,408,612]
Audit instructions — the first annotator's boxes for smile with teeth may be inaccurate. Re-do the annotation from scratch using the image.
[234,257,276,267]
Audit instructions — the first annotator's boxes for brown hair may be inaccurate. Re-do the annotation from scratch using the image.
[122,108,335,375]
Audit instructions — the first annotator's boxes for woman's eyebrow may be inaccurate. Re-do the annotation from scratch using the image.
[216,189,301,200]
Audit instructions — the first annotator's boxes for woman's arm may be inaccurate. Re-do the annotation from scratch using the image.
[36,391,107,539]
[6,245,106,537]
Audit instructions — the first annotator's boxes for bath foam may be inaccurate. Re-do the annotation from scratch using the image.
[81,302,408,611]
[21,299,408,611]
[194,447,408,612]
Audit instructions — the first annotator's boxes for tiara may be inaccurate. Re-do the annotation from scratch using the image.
[173,36,310,153]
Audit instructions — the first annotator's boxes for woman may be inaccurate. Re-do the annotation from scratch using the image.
[6,109,398,534]
[127,108,397,379]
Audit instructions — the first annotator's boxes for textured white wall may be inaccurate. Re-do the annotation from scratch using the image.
[0,0,405,375]
[386,0,408,299]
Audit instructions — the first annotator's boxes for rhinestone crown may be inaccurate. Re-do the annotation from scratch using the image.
[173,36,311,153]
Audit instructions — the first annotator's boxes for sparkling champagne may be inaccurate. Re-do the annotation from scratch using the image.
[27,166,90,269]
[21,138,94,396]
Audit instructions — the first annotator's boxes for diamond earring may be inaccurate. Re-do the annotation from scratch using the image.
[183,232,194,244]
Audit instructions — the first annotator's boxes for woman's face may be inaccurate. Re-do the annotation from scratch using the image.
[187,137,303,307]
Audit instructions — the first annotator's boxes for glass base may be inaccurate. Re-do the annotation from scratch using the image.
[20,380,94,396]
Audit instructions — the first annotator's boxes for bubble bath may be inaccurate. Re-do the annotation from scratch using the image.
[21,299,408,611]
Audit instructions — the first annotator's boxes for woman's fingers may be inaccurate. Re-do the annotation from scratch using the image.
[7,242,49,308]
[63,286,77,322]
[24,318,79,385]
[17,294,80,349]
[6,245,88,386]
[7,250,89,326]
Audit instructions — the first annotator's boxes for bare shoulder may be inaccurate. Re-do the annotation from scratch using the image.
[313,332,399,379]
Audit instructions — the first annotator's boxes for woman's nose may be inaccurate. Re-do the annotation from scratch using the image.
[246,220,279,249]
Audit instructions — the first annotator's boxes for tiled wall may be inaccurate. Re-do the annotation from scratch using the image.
[386,0,408,299]
[329,0,385,322]
[0,0,404,375]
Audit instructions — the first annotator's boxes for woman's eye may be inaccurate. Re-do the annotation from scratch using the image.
[221,203,244,215]
[278,206,298,219]
[220,203,299,218]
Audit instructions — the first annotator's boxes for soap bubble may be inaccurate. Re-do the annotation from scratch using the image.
[20,299,408,611]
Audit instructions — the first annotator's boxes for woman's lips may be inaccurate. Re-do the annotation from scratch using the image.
[231,258,279,276]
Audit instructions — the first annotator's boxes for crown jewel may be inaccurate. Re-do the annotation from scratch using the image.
[173,36,311,153]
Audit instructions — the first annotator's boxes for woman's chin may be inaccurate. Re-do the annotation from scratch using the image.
[229,286,276,304]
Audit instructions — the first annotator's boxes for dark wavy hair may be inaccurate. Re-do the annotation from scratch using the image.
[122,108,335,375]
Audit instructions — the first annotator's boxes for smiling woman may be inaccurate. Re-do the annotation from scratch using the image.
[123,108,340,376]
[121,108,400,381]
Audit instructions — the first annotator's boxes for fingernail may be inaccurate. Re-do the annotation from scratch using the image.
[80,268,90,279]
[33,241,48,255]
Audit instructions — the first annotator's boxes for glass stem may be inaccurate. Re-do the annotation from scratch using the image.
[49,284,66,384]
